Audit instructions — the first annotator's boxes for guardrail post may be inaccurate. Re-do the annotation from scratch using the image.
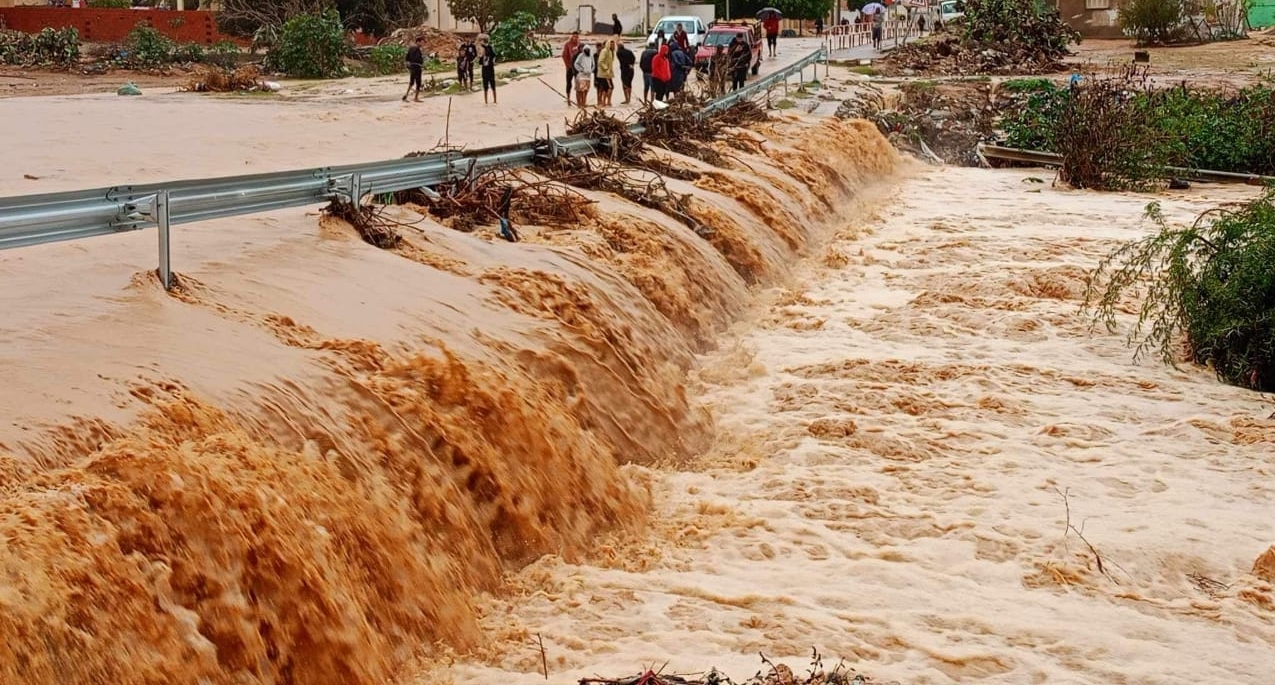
[156,190,173,290]
[350,173,363,207]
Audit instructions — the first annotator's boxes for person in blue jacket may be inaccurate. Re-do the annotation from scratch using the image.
[668,42,693,95]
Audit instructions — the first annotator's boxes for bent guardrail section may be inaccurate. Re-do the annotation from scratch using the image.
[0,47,826,289]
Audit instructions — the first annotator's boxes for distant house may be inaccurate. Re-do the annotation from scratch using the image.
[1055,0,1124,38]
[1056,0,1275,39]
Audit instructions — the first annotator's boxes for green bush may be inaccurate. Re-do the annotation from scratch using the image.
[31,27,81,67]
[1118,0,1186,45]
[87,0,131,7]
[1087,190,1275,391]
[999,78,1068,151]
[125,24,175,67]
[997,76,1275,178]
[2,27,81,68]
[172,42,206,64]
[367,43,407,74]
[265,10,350,78]
[490,11,551,61]
[961,0,1080,56]
[205,40,241,69]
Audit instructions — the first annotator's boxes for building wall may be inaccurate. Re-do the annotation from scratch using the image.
[1055,0,1124,39]
[0,6,234,43]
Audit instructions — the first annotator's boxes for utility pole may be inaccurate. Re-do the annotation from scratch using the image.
[645,0,651,32]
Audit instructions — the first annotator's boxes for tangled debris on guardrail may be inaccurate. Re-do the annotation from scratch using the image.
[325,98,773,249]
[323,201,404,249]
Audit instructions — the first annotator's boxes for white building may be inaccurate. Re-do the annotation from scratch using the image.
[428,0,716,35]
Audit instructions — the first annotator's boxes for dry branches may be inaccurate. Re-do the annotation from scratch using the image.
[397,164,595,233]
[540,155,701,234]
[579,649,879,685]
[1053,486,1130,583]
[323,200,403,249]
[183,65,268,93]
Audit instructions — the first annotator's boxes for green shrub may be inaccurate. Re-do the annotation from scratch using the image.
[367,43,407,75]
[2,27,81,68]
[490,11,551,61]
[265,10,350,78]
[126,24,175,67]
[31,27,81,67]
[961,0,1080,56]
[996,76,1275,178]
[1054,67,1182,190]
[998,78,1067,151]
[172,42,206,64]
[1118,0,1187,45]
[1087,190,1275,391]
[205,40,241,69]
[87,0,131,7]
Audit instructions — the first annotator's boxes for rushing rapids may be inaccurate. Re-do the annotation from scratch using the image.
[0,117,897,684]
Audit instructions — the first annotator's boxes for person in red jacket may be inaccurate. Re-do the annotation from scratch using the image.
[763,15,780,57]
[651,43,672,102]
[561,31,581,105]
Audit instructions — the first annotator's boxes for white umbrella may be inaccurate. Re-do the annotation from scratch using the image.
[862,2,887,14]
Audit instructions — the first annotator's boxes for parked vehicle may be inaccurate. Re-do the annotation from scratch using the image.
[646,15,709,48]
[693,21,762,76]
[939,0,965,24]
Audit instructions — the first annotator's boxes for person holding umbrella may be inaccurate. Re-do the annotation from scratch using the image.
[757,7,782,58]
[861,2,887,50]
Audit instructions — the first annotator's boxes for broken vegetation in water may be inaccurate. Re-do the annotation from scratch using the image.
[580,650,889,685]
[1085,187,1275,391]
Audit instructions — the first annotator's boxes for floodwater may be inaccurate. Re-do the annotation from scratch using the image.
[434,169,1275,685]
[0,115,897,683]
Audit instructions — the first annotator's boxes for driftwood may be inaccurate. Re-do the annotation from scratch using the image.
[579,650,881,685]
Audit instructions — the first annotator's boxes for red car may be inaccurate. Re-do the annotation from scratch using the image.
[694,21,763,76]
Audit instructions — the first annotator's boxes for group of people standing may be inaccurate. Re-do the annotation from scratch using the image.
[562,31,636,109]
[402,34,497,104]
[638,35,694,103]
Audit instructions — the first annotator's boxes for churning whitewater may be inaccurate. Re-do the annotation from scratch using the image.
[441,168,1275,685]
[0,117,896,684]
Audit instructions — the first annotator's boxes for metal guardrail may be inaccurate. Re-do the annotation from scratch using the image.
[978,144,1275,185]
[0,47,826,289]
[701,46,827,114]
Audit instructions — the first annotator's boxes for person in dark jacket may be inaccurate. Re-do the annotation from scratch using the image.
[612,13,623,35]
[479,34,497,104]
[728,33,751,91]
[639,42,658,103]
[457,38,478,90]
[668,42,692,95]
[616,42,636,104]
[402,36,424,102]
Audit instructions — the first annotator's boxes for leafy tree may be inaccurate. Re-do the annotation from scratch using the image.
[1118,0,1186,45]
[448,0,500,32]
[217,0,427,38]
[265,10,351,78]
[447,0,562,33]
[490,10,552,59]
[1087,190,1275,391]
[778,0,834,20]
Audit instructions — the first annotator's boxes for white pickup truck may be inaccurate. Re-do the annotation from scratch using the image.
[646,16,709,48]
